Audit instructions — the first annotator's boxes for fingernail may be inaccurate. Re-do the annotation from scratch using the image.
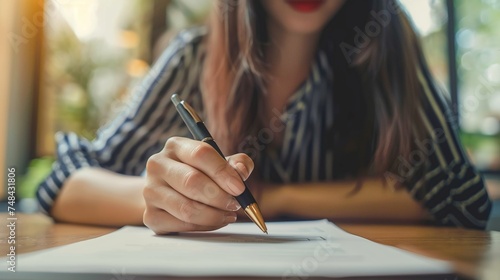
[224,213,237,224]
[227,176,244,195]
[226,198,241,211]
[235,162,249,180]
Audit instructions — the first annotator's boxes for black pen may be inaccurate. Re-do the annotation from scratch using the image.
[171,93,268,234]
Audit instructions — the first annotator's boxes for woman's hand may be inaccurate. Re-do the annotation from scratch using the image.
[143,137,254,234]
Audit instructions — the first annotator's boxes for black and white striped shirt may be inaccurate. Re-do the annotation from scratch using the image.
[37,27,492,229]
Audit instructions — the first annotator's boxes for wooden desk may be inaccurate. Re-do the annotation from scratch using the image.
[1,214,499,279]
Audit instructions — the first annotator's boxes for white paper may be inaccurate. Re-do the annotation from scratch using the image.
[12,220,451,278]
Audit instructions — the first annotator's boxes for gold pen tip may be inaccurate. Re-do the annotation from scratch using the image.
[244,203,267,234]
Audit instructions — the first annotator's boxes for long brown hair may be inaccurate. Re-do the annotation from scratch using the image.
[203,0,432,178]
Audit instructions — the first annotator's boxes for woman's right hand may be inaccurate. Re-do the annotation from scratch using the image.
[143,137,254,234]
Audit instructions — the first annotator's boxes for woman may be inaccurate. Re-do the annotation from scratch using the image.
[37,0,491,232]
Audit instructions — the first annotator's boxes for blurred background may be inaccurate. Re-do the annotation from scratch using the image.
[0,0,499,225]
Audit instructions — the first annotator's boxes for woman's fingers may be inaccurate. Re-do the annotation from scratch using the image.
[147,152,240,212]
[143,206,225,235]
[164,137,248,196]
[143,182,237,227]
[227,153,254,181]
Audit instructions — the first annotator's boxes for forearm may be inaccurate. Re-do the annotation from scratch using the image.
[265,178,429,222]
[51,167,146,226]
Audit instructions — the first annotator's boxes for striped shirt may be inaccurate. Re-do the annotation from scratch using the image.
[36,27,492,229]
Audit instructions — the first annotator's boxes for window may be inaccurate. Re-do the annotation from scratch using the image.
[402,0,500,173]
[455,0,500,172]
[38,0,154,155]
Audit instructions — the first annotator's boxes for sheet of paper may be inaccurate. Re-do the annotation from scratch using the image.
[10,220,451,278]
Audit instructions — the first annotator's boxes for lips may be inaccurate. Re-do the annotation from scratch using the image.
[285,0,325,13]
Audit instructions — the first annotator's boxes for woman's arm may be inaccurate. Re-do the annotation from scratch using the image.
[260,178,430,222]
[51,167,146,226]
[399,70,492,229]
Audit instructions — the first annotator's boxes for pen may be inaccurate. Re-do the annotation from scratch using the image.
[171,93,268,234]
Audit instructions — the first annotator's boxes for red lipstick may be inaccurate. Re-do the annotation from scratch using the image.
[285,0,325,13]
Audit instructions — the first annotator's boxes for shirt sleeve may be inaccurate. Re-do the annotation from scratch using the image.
[402,70,492,229]
[36,29,202,215]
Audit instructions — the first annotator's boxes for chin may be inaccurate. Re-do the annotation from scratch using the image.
[280,19,331,35]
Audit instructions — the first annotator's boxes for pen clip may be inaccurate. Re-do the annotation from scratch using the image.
[181,101,202,123]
